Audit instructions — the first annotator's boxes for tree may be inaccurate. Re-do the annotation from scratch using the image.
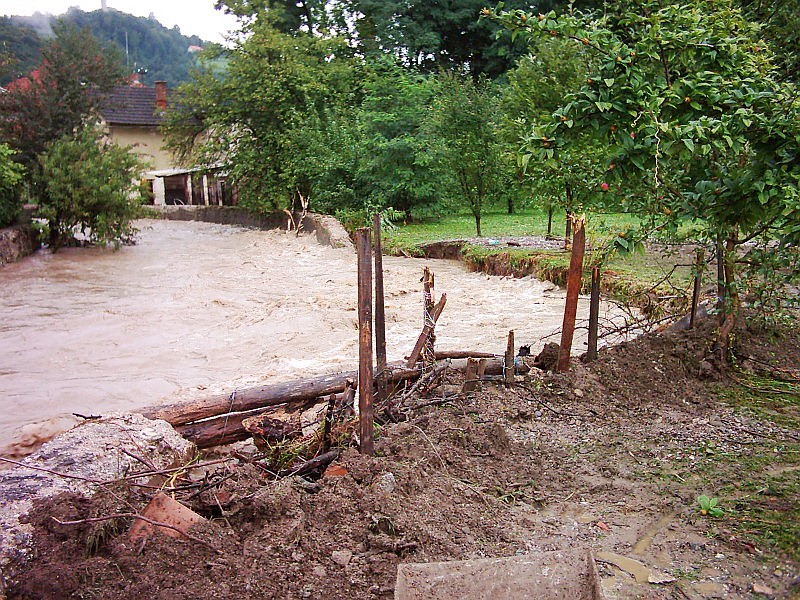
[354,59,440,218]
[163,19,360,212]
[492,0,800,340]
[37,123,145,251]
[0,143,25,228]
[425,74,504,236]
[349,0,540,78]
[0,22,125,173]
[500,35,599,221]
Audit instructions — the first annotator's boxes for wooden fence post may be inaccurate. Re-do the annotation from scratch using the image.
[587,266,600,362]
[505,330,515,385]
[356,228,374,456]
[690,248,704,329]
[557,215,586,373]
[372,214,387,403]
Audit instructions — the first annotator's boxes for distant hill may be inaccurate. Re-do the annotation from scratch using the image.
[1,8,209,87]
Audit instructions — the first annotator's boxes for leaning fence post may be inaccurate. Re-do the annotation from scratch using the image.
[557,215,586,373]
[586,266,601,362]
[356,228,374,456]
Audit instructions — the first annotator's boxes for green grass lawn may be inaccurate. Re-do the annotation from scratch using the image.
[382,207,695,312]
[382,207,642,251]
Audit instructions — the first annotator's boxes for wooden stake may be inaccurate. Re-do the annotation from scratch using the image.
[422,267,436,365]
[690,248,704,329]
[557,215,586,373]
[462,358,479,393]
[356,228,374,456]
[587,266,600,362]
[504,330,515,385]
[716,234,725,318]
[373,213,387,375]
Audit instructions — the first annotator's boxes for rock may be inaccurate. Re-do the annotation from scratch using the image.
[574,388,585,398]
[752,583,774,597]
[312,564,327,578]
[699,360,717,379]
[331,549,353,567]
[0,413,194,589]
[375,472,397,495]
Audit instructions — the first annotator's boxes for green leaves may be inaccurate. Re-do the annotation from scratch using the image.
[697,494,725,518]
[0,143,25,227]
[38,124,145,251]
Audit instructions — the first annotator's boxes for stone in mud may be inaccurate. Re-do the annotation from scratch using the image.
[395,549,605,600]
[0,413,194,590]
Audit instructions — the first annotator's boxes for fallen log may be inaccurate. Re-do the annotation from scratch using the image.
[152,358,526,449]
[434,350,497,360]
[176,413,255,448]
[142,370,362,426]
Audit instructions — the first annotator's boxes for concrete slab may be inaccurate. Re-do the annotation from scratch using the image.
[395,549,604,600]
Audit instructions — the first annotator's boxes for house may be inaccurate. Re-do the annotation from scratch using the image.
[100,81,235,207]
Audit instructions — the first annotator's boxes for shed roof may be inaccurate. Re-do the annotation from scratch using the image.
[101,86,163,126]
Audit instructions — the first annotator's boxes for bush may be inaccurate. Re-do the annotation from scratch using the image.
[0,144,25,228]
[38,123,146,251]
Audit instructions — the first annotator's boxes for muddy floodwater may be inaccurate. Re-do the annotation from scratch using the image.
[0,219,631,453]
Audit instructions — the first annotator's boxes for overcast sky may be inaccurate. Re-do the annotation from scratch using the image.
[3,1,241,43]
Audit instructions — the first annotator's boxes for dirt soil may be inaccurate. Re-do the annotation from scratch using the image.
[5,316,800,600]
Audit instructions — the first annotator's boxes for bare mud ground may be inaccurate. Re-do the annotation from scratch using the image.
[5,317,800,599]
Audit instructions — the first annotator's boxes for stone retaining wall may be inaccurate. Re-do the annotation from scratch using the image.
[0,225,39,267]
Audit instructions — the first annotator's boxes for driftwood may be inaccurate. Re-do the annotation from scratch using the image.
[405,294,447,368]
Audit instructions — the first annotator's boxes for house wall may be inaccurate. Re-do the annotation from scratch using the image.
[108,125,173,172]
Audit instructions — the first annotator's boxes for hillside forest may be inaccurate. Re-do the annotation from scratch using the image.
[0,7,206,87]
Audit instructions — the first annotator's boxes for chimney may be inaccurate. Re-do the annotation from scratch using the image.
[155,81,167,111]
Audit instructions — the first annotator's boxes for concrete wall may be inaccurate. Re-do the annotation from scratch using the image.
[157,206,354,250]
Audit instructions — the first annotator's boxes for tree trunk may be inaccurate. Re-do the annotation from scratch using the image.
[715,228,740,364]
[474,212,482,237]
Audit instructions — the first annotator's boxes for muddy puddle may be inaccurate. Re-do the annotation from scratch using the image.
[0,219,633,454]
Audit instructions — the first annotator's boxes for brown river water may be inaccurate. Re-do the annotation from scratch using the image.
[0,219,631,454]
